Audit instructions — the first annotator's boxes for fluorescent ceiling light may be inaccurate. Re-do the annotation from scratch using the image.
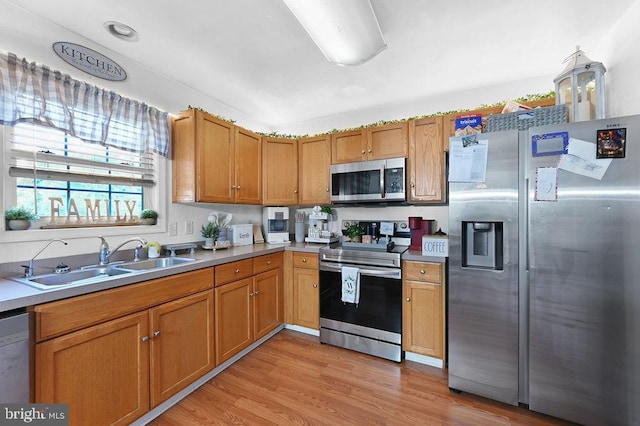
[282,0,387,66]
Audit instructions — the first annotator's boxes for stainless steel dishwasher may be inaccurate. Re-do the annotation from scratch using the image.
[0,310,30,403]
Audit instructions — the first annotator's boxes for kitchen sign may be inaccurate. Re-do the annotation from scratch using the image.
[422,235,449,257]
[53,42,127,81]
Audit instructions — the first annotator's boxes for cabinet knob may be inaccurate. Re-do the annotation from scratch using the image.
[236,186,241,190]
[302,258,307,262]
[411,182,415,187]
[254,290,260,296]
[361,150,365,154]
[141,336,150,343]
[420,269,425,274]
[294,190,298,193]
[368,149,372,153]
[153,330,161,337]
[235,269,240,273]
[313,284,318,288]
[266,260,272,265]
[231,185,237,189]
[406,297,411,302]
[249,291,255,297]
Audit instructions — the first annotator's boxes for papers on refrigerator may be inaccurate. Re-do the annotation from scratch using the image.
[557,138,612,180]
[449,136,488,182]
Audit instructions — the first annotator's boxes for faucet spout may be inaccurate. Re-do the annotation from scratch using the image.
[98,237,148,265]
[23,239,68,277]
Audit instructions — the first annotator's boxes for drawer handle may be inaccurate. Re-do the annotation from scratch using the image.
[153,330,161,337]
[266,261,272,265]
[141,336,150,343]
[420,269,425,274]
[302,258,307,263]
[313,284,318,288]
[235,269,240,273]
[406,297,411,302]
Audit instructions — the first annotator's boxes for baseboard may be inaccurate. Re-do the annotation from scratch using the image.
[284,323,320,336]
[405,351,444,369]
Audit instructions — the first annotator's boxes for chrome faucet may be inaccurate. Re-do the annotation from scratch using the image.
[98,236,148,265]
[22,239,68,277]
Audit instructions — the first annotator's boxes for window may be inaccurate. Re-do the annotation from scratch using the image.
[8,122,155,228]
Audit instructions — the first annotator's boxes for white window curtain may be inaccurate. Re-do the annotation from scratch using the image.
[0,51,169,156]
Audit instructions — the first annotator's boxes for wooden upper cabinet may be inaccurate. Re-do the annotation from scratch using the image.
[263,137,298,205]
[331,122,408,164]
[408,116,445,203]
[367,121,408,160]
[331,129,367,163]
[171,108,261,204]
[298,135,331,206]
[234,126,262,204]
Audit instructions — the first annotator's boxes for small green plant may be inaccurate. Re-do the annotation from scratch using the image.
[200,222,220,239]
[320,206,332,215]
[140,209,158,220]
[345,223,365,239]
[5,206,37,221]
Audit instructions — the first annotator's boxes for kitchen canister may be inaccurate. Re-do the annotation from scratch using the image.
[295,222,305,243]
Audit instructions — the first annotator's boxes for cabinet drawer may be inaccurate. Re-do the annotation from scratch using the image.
[403,261,442,283]
[215,258,254,286]
[34,268,214,342]
[253,252,283,274]
[293,252,318,269]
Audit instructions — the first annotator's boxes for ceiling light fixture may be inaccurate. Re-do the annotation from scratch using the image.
[104,21,139,42]
[281,0,387,66]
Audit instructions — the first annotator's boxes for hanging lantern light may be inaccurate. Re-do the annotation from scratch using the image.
[554,46,606,122]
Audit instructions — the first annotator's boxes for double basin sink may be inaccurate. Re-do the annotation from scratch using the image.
[11,257,196,291]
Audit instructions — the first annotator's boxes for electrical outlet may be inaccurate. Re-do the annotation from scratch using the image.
[185,220,194,235]
[168,222,178,236]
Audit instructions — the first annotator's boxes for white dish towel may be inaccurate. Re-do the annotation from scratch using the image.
[341,266,360,305]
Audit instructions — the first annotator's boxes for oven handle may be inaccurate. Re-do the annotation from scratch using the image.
[320,262,401,280]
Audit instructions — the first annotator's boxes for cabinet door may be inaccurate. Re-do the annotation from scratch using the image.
[263,137,298,205]
[171,110,197,203]
[35,312,150,426]
[298,135,331,205]
[234,126,262,204]
[149,290,214,407]
[253,269,283,340]
[331,129,367,164]
[402,281,443,358]
[198,112,236,203]
[293,267,319,330]
[215,278,253,364]
[367,121,408,160]
[408,116,445,203]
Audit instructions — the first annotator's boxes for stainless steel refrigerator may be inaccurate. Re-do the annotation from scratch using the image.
[448,115,640,426]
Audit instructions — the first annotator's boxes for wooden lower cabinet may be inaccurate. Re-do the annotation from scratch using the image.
[290,253,319,330]
[215,256,283,364]
[36,312,150,426]
[150,291,215,407]
[33,269,215,426]
[402,261,445,360]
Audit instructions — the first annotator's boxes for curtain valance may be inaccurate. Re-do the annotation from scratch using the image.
[0,51,169,156]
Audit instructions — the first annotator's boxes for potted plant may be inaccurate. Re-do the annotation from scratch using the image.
[345,223,365,243]
[5,207,37,230]
[201,222,220,247]
[139,209,158,225]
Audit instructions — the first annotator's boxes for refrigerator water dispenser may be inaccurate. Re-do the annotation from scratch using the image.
[462,221,503,270]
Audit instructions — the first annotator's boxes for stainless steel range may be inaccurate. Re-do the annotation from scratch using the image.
[319,231,407,362]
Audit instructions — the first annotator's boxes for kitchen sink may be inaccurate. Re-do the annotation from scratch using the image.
[115,257,196,271]
[11,267,133,290]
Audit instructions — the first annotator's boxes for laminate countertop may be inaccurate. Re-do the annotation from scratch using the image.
[0,242,445,312]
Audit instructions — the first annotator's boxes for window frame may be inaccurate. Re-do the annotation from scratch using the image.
[0,125,168,243]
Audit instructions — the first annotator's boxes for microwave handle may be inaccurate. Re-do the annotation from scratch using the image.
[380,165,385,199]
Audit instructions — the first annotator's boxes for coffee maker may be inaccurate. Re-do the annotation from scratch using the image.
[263,207,290,243]
[409,216,435,250]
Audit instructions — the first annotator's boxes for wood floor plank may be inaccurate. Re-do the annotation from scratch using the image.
[150,330,572,426]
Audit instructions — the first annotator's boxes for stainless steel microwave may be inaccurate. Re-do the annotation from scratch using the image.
[330,157,406,203]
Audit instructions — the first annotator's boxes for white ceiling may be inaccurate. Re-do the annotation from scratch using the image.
[0,0,636,130]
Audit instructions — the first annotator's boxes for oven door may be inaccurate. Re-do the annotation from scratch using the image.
[319,262,402,335]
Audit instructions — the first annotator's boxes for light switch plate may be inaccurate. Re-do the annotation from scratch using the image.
[168,222,178,236]
[185,220,194,234]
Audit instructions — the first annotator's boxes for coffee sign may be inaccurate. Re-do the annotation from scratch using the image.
[53,42,127,81]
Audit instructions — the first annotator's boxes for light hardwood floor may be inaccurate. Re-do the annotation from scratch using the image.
[150,329,572,425]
